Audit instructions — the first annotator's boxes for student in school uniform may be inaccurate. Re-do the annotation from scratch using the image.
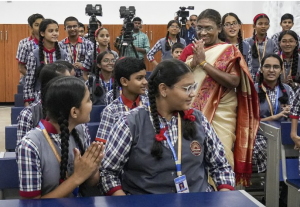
[245,13,278,83]
[147,20,186,67]
[252,54,294,173]
[87,51,116,105]
[171,42,185,60]
[78,22,85,38]
[17,61,85,143]
[271,13,300,51]
[59,16,94,81]
[82,28,118,73]
[16,13,44,84]
[17,76,104,198]
[221,13,253,80]
[96,57,148,142]
[278,30,300,91]
[100,59,235,195]
[23,19,68,107]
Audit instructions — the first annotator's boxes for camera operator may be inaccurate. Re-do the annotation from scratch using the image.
[119,17,150,60]
[184,14,198,45]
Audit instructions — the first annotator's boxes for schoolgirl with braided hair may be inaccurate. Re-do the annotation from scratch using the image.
[17,76,104,198]
[221,13,253,78]
[23,19,68,107]
[278,30,300,90]
[245,13,278,83]
[87,51,116,105]
[253,54,295,173]
[147,20,186,67]
[96,57,148,142]
[100,59,235,196]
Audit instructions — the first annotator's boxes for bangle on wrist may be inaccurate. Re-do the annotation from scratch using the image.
[199,60,206,66]
[202,62,208,69]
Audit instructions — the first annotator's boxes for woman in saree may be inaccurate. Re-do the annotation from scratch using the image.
[184,9,260,185]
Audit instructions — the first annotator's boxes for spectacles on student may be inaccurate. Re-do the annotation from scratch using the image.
[262,64,281,71]
[170,25,180,29]
[224,22,239,28]
[66,25,78,30]
[102,59,116,63]
[280,40,296,44]
[195,26,214,33]
[174,82,198,95]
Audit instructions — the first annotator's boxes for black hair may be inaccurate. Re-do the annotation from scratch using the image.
[96,19,102,27]
[221,13,243,55]
[94,51,115,97]
[258,54,288,104]
[278,30,299,79]
[39,63,69,119]
[113,57,146,99]
[54,60,75,73]
[148,59,196,159]
[133,17,142,22]
[78,22,85,31]
[64,16,79,26]
[189,14,197,20]
[45,76,86,182]
[27,13,44,28]
[251,14,270,59]
[35,19,61,81]
[281,13,294,23]
[165,20,181,51]
[171,42,185,53]
[197,9,225,41]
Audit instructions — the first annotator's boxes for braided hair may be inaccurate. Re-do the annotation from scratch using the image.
[258,54,288,104]
[278,30,299,80]
[35,19,61,80]
[251,14,269,59]
[165,20,181,51]
[221,13,243,54]
[94,51,115,97]
[148,59,196,159]
[197,9,225,42]
[39,63,70,119]
[45,76,86,182]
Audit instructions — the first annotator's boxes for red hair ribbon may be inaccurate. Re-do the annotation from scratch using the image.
[96,83,100,87]
[155,127,167,142]
[253,13,268,24]
[59,179,64,184]
[258,85,262,88]
[183,108,195,122]
[95,28,101,37]
[282,89,286,93]
[40,61,44,64]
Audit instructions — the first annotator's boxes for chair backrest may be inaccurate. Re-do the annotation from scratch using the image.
[87,122,99,142]
[146,71,152,80]
[5,125,17,152]
[11,107,25,125]
[0,152,18,189]
[90,105,106,123]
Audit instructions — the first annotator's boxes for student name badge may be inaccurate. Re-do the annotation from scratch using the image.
[174,175,189,193]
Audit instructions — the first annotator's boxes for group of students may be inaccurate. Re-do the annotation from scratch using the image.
[13,8,300,205]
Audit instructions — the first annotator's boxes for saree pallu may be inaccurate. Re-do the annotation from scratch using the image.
[187,43,260,186]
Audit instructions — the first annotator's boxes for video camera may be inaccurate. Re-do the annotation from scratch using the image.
[119,6,135,42]
[85,4,102,42]
[176,6,194,24]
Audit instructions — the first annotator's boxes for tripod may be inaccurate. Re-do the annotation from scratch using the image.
[115,30,139,58]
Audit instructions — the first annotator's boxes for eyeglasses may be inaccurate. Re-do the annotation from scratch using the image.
[102,58,116,63]
[280,40,296,44]
[195,26,214,33]
[262,64,281,70]
[174,82,198,95]
[66,25,78,30]
[224,22,239,28]
[169,25,180,29]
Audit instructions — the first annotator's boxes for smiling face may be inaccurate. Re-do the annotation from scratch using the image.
[261,57,282,83]
[65,20,79,38]
[41,23,59,43]
[223,15,241,39]
[97,53,115,73]
[196,18,221,47]
[168,22,181,36]
[122,69,148,95]
[280,33,297,54]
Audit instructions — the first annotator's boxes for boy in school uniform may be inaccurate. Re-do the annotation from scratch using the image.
[16,13,44,83]
[96,57,148,141]
[271,13,300,51]
[59,16,94,81]
[171,42,185,60]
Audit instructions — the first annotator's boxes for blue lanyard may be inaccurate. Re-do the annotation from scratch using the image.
[274,85,280,115]
[102,78,112,91]
[160,115,182,176]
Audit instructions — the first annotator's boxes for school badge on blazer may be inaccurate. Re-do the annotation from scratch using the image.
[190,141,201,156]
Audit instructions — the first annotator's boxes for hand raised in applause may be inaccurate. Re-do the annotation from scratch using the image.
[191,39,206,67]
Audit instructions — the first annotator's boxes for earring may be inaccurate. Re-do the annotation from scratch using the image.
[162,93,166,98]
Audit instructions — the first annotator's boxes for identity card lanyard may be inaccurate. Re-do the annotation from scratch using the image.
[119,95,142,112]
[161,115,189,193]
[256,38,268,65]
[102,78,112,92]
[67,44,80,63]
[38,121,79,196]
[280,52,293,81]
[261,85,280,116]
